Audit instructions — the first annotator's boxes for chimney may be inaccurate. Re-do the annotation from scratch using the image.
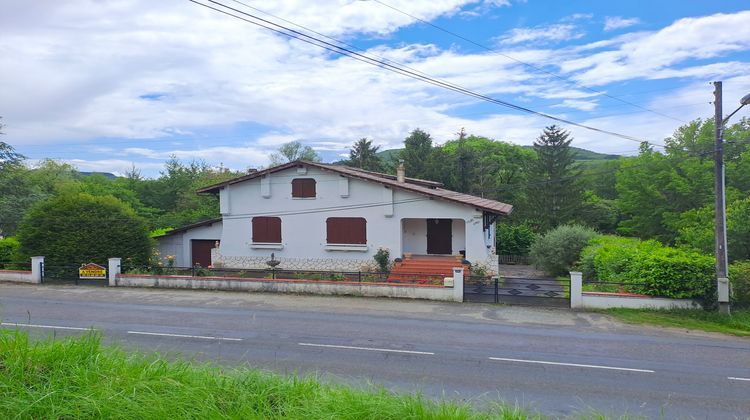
[397,159,405,183]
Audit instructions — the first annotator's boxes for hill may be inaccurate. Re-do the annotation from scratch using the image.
[376,146,621,164]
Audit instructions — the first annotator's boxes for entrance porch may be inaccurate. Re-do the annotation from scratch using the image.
[401,218,466,257]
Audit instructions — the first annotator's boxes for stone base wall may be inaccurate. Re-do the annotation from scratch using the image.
[212,249,378,272]
[0,270,35,283]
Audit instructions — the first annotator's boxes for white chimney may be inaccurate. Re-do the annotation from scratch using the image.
[397,159,405,183]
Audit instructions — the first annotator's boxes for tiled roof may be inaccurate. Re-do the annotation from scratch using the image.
[197,161,513,215]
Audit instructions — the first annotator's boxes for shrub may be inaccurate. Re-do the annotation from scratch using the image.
[626,247,714,299]
[16,192,151,266]
[729,261,750,308]
[0,237,21,268]
[530,224,598,275]
[577,236,661,281]
[496,222,537,256]
[579,235,715,302]
[373,247,390,272]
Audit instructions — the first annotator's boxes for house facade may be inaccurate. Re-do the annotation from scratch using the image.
[154,218,222,268]
[189,160,512,274]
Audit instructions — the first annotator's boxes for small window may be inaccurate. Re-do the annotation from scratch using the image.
[326,217,367,244]
[292,178,316,198]
[252,217,281,243]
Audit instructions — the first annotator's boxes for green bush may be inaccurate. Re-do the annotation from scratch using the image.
[729,261,750,308]
[577,235,661,281]
[579,235,714,301]
[0,237,21,268]
[530,224,598,275]
[626,247,714,299]
[16,192,151,266]
[496,222,537,256]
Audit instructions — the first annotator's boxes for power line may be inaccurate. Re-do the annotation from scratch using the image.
[186,0,667,149]
[370,0,687,124]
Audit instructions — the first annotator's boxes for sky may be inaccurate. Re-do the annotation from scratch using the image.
[2,0,750,177]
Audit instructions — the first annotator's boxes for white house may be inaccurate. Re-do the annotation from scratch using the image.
[164,160,512,274]
[153,218,222,267]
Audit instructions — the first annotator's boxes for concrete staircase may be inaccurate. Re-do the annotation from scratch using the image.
[387,254,470,284]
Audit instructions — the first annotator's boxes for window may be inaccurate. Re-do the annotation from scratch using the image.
[252,217,281,243]
[326,217,367,244]
[292,178,316,198]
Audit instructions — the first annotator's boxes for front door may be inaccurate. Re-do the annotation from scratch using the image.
[426,219,452,254]
[191,240,216,267]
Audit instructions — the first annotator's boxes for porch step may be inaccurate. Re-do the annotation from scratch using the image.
[387,256,469,284]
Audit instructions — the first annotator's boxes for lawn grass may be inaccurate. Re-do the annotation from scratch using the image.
[603,308,750,337]
[0,331,539,419]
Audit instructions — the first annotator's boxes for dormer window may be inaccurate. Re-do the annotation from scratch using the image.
[292,178,316,198]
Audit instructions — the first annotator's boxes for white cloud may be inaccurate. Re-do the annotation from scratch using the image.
[561,11,750,85]
[603,16,640,31]
[552,99,598,111]
[497,23,583,45]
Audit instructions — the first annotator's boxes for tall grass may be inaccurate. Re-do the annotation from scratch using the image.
[0,331,539,419]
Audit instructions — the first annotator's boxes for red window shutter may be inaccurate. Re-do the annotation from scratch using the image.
[253,217,282,243]
[326,218,366,244]
[292,178,316,198]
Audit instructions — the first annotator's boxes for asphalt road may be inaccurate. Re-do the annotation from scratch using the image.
[1,283,749,419]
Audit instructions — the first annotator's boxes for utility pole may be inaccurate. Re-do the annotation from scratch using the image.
[713,81,730,315]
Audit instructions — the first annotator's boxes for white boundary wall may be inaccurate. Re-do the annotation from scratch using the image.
[0,256,43,284]
[114,267,464,302]
[570,272,700,310]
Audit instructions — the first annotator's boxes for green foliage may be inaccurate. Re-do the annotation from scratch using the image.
[16,192,151,266]
[604,308,750,337]
[270,141,321,165]
[579,235,714,301]
[495,222,537,256]
[530,224,598,276]
[673,196,750,262]
[729,261,750,308]
[0,332,535,419]
[0,237,21,268]
[399,128,433,179]
[347,137,383,171]
[373,247,391,272]
[524,125,583,230]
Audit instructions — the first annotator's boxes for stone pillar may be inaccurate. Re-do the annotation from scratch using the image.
[570,271,583,309]
[108,258,121,287]
[30,256,44,284]
[452,267,464,303]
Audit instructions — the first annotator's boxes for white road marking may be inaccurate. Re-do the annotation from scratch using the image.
[728,376,750,382]
[488,357,654,373]
[0,322,90,331]
[127,331,242,341]
[298,342,434,355]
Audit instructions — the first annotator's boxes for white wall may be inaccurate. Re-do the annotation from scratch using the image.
[218,166,494,268]
[155,221,223,267]
[0,269,35,283]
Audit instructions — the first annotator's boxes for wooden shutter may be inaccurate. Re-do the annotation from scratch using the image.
[326,217,366,244]
[292,178,316,198]
[252,217,282,243]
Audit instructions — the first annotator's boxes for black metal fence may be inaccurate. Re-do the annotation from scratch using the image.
[0,260,32,271]
[121,265,450,286]
[41,263,109,286]
[465,275,570,307]
[497,255,531,265]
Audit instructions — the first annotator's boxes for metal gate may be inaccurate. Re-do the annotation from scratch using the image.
[40,263,109,286]
[464,275,570,308]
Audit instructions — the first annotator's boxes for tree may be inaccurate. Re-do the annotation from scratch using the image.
[0,117,26,172]
[524,125,582,230]
[16,192,151,266]
[347,138,382,171]
[400,129,433,179]
[270,141,320,165]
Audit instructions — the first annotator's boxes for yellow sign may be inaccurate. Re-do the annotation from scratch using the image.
[79,263,107,279]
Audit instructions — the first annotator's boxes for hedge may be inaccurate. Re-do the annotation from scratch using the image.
[530,224,598,276]
[578,235,714,300]
[729,261,750,308]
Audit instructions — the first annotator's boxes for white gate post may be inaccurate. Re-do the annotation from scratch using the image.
[570,271,583,309]
[452,267,464,302]
[108,258,121,287]
[31,256,44,284]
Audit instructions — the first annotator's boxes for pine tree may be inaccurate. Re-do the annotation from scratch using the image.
[400,129,432,178]
[348,138,382,171]
[525,125,582,230]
